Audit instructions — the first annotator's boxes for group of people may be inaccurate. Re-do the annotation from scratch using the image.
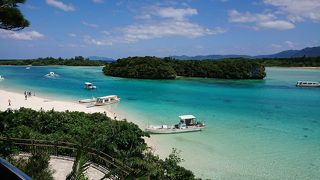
[24,91,35,100]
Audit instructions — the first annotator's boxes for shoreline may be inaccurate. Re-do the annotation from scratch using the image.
[0,87,159,152]
[0,88,118,120]
[268,66,320,70]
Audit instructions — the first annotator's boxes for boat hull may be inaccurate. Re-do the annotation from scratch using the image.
[145,126,203,134]
[79,98,96,103]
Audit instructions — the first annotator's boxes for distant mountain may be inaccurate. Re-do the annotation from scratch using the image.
[87,56,115,61]
[171,46,320,60]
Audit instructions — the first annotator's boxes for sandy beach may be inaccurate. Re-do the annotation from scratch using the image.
[0,89,117,119]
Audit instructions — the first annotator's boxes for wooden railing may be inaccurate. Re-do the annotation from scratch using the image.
[0,137,133,179]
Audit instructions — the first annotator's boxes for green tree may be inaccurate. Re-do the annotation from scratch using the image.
[11,151,54,180]
[0,0,29,30]
[66,148,90,180]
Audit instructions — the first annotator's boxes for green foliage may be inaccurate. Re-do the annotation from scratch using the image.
[11,151,54,180]
[0,108,196,179]
[0,56,106,66]
[258,56,320,67]
[133,148,196,179]
[0,0,29,30]
[67,148,89,180]
[103,56,177,79]
[103,56,266,79]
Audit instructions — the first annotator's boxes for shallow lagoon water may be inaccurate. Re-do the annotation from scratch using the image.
[0,66,319,179]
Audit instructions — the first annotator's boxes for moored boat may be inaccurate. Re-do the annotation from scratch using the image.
[296,81,320,87]
[94,95,120,106]
[0,75,4,80]
[86,95,120,108]
[145,115,205,134]
[45,72,58,77]
[84,82,96,89]
[79,97,96,103]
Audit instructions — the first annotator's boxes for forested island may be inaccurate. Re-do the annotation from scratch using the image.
[0,56,106,66]
[103,56,266,79]
[0,108,196,179]
[259,57,320,67]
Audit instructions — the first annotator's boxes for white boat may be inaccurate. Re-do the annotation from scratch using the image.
[145,115,205,134]
[84,82,96,89]
[26,67,30,69]
[0,75,4,80]
[86,95,120,108]
[45,72,58,78]
[296,81,320,87]
[79,97,96,103]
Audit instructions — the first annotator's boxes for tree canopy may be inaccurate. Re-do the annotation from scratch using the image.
[0,56,107,66]
[0,108,197,179]
[103,56,266,79]
[0,0,29,30]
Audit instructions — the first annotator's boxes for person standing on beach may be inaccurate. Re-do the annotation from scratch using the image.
[25,94,27,100]
[8,99,11,106]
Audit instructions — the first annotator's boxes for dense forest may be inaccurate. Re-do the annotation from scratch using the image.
[0,56,106,66]
[258,56,320,67]
[0,108,196,179]
[103,56,266,79]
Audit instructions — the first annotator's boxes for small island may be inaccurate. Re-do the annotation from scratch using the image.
[103,56,266,79]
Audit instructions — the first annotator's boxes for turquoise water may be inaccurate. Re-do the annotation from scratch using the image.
[0,66,320,179]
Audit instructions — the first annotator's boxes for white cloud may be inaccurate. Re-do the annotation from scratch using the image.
[68,33,76,37]
[258,20,295,30]
[82,21,99,28]
[228,10,295,30]
[134,14,152,20]
[84,36,112,46]
[285,40,296,48]
[154,7,198,20]
[92,0,104,3]
[271,43,282,49]
[121,21,226,43]
[264,0,320,22]
[135,6,198,21]
[0,29,44,40]
[83,6,226,46]
[46,0,75,12]
[85,21,226,46]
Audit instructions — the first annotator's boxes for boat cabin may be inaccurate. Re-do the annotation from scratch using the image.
[178,115,197,126]
[95,95,120,105]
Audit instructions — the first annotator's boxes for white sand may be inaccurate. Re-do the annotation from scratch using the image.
[0,88,161,178]
[0,89,118,119]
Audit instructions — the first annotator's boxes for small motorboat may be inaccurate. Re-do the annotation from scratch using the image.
[86,95,121,108]
[0,75,4,80]
[45,72,58,78]
[145,115,205,134]
[296,81,320,87]
[84,82,96,89]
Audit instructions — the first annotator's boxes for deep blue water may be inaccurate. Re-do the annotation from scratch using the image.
[0,66,319,179]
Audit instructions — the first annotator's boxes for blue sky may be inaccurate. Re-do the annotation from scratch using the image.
[0,0,319,59]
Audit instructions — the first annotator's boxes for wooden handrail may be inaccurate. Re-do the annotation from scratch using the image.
[0,137,133,176]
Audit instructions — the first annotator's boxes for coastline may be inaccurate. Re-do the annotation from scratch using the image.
[0,88,117,119]
[0,87,158,151]
[270,66,320,70]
